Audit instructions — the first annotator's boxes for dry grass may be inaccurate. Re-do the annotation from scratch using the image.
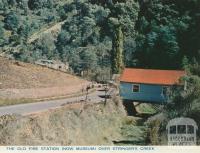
[0,57,90,101]
[0,96,150,146]
[0,98,34,107]
[0,88,96,107]
[0,57,88,89]
[0,98,128,145]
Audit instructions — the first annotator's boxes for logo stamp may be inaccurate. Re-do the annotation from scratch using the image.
[166,117,198,146]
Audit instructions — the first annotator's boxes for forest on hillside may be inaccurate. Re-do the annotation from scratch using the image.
[1,0,200,142]
[0,0,200,77]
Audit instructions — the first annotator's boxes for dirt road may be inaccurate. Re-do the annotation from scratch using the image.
[27,20,66,43]
[0,88,107,116]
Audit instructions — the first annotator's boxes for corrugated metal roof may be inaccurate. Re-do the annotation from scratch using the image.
[120,68,186,85]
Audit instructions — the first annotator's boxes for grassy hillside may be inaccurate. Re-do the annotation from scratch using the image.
[0,57,89,104]
[0,57,87,89]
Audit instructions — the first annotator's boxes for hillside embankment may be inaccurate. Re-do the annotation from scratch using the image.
[0,57,90,105]
[0,97,148,145]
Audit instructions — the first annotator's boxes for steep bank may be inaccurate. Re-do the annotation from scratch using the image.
[0,97,148,145]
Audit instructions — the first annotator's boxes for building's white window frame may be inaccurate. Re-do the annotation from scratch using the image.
[132,84,140,93]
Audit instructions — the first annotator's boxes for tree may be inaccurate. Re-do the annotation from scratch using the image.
[56,0,112,78]
[80,49,98,72]
[4,11,20,31]
[17,21,31,41]
[109,0,139,73]
[188,58,200,77]
[35,33,56,59]
[55,0,139,79]
[165,75,200,119]
[181,56,189,70]
[16,0,29,15]
[124,36,137,67]
[0,22,5,46]
[134,0,200,69]
[110,22,124,74]
[27,0,43,10]
[44,0,54,9]
[8,0,16,6]
[0,0,5,10]
[135,25,179,69]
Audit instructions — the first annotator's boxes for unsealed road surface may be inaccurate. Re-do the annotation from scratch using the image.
[0,89,106,116]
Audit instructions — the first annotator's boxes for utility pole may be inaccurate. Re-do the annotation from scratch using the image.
[85,85,89,101]
[104,84,109,105]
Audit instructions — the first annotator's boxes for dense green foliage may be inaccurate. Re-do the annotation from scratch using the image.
[55,0,139,80]
[132,0,200,139]
[0,0,65,48]
[0,0,139,81]
[0,0,200,80]
[134,0,200,69]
